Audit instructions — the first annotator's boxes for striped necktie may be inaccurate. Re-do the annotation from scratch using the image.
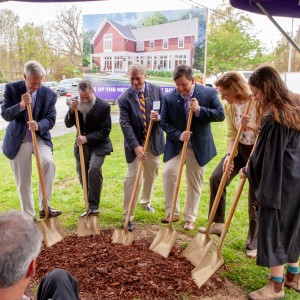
[139,90,147,138]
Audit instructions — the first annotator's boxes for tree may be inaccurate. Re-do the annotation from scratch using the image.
[82,30,95,67]
[137,12,168,27]
[47,6,82,67]
[0,9,20,80]
[206,4,268,75]
[273,27,300,72]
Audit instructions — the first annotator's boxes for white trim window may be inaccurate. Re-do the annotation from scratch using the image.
[103,34,112,52]
[149,40,155,50]
[136,41,144,51]
[178,37,184,48]
[163,38,168,49]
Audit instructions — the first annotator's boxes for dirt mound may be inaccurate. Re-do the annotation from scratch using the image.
[33,229,247,299]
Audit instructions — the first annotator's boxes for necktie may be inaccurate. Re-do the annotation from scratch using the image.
[184,96,190,118]
[26,92,37,143]
[139,90,147,139]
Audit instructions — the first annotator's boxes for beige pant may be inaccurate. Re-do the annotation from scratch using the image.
[10,139,55,218]
[123,146,160,220]
[162,148,205,222]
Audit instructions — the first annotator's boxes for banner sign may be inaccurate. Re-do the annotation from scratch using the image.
[92,85,176,100]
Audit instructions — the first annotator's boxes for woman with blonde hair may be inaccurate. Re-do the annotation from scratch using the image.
[198,71,260,258]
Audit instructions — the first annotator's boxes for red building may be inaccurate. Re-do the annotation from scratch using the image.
[90,18,198,73]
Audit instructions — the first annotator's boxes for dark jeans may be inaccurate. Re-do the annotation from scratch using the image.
[37,269,80,300]
[209,142,258,250]
[75,146,105,209]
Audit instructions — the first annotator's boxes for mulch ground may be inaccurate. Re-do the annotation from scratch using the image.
[33,229,247,300]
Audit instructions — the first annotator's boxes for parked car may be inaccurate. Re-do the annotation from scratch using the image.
[205,71,253,88]
[58,78,82,96]
[66,91,78,106]
[42,81,60,96]
[0,83,7,104]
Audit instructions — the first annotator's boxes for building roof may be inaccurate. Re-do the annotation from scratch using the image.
[91,18,198,44]
[133,18,198,42]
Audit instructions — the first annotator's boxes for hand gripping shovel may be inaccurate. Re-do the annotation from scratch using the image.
[27,105,64,247]
[75,108,100,236]
[191,137,258,288]
[182,97,254,266]
[112,119,154,246]
[149,108,194,258]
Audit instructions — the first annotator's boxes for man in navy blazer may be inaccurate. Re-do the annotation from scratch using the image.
[160,64,224,230]
[1,60,61,220]
[118,63,165,231]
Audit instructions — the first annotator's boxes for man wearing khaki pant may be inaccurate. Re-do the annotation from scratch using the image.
[160,64,224,230]
[118,63,165,231]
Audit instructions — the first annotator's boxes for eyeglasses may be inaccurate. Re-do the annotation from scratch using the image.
[220,92,232,98]
[27,78,42,87]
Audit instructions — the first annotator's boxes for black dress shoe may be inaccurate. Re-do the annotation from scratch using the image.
[39,207,62,219]
[127,221,134,232]
[80,208,99,217]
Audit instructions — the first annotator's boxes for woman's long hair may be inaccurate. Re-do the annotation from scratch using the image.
[248,66,300,130]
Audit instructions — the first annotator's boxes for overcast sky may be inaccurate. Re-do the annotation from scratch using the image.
[0,0,299,52]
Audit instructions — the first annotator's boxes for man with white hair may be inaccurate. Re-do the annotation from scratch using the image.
[0,210,80,300]
[65,79,113,216]
[1,60,62,220]
[118,63,165,231]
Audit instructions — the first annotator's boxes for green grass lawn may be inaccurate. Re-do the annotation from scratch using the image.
[0,121,299,299]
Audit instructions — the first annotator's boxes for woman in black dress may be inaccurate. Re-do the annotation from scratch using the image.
[242,66,300,300]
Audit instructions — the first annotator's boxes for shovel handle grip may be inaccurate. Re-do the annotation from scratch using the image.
[27,104,49,218]
[206,97,254,234]
[74,108,89,213]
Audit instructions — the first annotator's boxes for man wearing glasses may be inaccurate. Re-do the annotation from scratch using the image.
[1,60,62,220]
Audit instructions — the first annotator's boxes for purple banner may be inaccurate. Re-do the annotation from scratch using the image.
[93,85,176,100]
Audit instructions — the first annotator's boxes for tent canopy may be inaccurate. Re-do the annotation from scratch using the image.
[230,0,300,18]
[230,0,300,52]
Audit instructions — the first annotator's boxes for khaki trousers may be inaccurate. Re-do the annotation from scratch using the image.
[162,147,205,222]
[123,146,160,220]
[10,139,55,218]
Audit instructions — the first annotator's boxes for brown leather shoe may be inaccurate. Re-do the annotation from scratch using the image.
[198,222,224,235]
[248,279,284,300]
[285,271,300,292]
[161,214,179,223]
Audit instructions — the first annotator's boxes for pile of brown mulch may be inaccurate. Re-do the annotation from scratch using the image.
[33,230,231,300]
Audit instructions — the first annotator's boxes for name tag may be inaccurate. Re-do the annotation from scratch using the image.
[153,101,160,110]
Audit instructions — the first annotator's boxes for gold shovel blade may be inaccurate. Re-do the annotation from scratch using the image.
[111,229,134,246]
[191,250,224,288]
[77,215,100,236]
[182,233,213,266]
[149,227,179,258]
[38,217,65,247]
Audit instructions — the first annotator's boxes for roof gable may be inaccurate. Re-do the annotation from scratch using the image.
[91,17,198,44]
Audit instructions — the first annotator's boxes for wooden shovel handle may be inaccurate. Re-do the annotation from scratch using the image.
[168,107,194,229]
[74,108,89,213]
[205,97,254,235]
[124,119,154,231]
[27,104,49,218]
[217,134,258,251]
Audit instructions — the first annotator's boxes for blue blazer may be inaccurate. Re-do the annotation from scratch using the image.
[118,81,165,163]
[161,84,225,167]
[1,80,57,159]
